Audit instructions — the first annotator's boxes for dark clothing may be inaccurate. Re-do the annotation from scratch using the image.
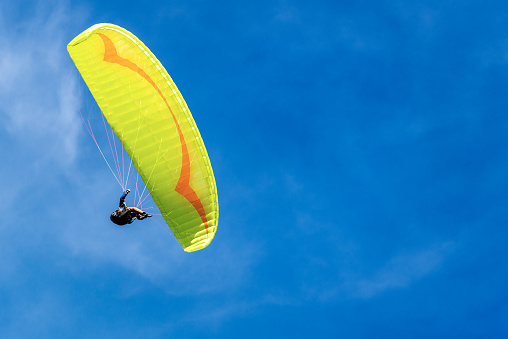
[110,208,136,225]
[110,190,150,225]
[110,191,135,225]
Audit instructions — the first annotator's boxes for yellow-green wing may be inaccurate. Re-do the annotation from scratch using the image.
[67,24,218,252]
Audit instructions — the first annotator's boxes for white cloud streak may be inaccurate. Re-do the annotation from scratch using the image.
[0,1,84,168]
[346,242,455,299]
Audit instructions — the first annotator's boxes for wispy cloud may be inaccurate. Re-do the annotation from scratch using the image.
[0,1,85,168]
[0,0,90,307]
[345,242,455,299]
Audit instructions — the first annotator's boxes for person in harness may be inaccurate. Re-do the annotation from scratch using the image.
[110,189,152,226]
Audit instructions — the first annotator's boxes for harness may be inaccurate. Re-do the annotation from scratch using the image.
[110,208,136,225]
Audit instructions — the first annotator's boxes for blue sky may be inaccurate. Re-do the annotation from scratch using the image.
[1,0,508,337]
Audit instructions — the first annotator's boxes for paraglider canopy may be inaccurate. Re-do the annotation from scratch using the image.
[67,24,219,252]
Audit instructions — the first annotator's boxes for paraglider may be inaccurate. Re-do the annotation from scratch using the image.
[110,189,152,226]
[67,24,218,252]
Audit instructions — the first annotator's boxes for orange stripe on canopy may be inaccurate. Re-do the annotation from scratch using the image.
[97,32,209,233]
